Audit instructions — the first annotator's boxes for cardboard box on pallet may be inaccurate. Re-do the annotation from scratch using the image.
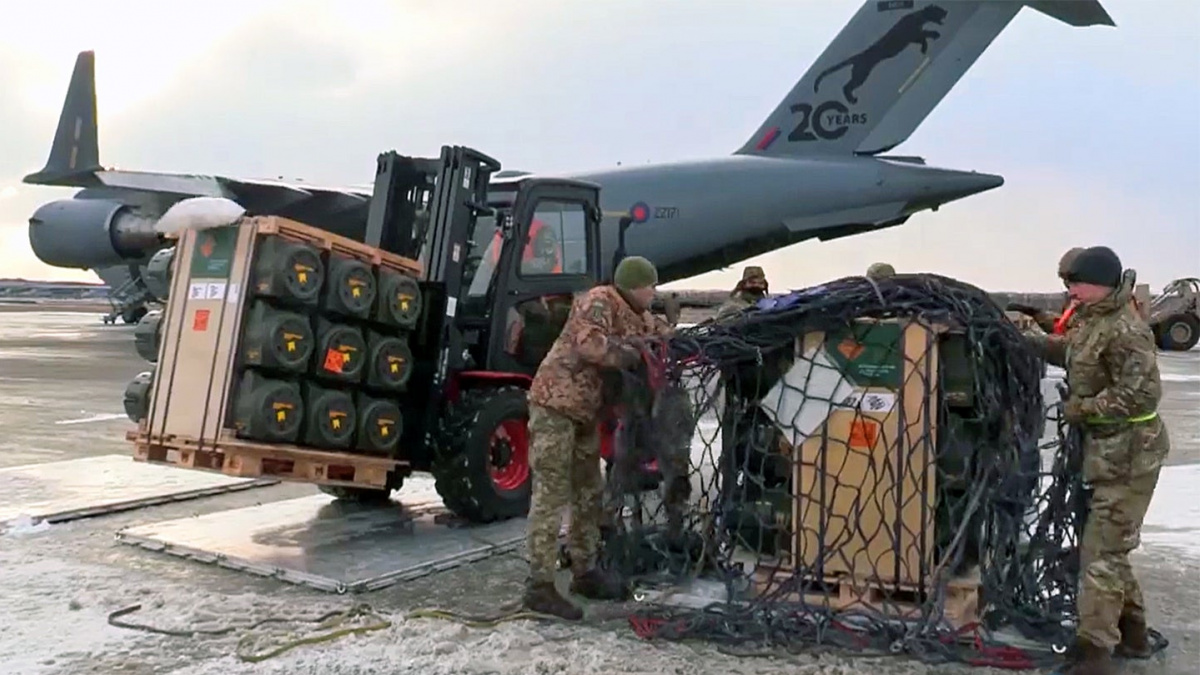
[133,215,425,488]
[750,318,980,626]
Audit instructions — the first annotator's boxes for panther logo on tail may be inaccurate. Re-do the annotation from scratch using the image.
[814,4,948,105]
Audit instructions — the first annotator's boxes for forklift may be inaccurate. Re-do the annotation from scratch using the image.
[330,146,613,523]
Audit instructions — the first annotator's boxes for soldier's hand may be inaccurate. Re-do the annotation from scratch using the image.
[1006,303,1040,317]
[1061,397,1088,424]
[662,293,681,326]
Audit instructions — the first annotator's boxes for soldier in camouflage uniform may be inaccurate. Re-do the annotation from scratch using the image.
[523,255,674,620]
[715,266,769,320]
[1025,246,1169,675]
[865,262,896,280]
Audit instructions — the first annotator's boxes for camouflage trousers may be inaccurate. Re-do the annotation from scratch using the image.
[1076,418,1171,649]
[525,404,603,585]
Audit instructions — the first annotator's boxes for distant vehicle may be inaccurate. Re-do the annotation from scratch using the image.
[1149,278,1200,351]
[22,1,1115,324]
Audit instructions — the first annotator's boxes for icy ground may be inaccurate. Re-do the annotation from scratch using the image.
[0,322,1194,675]
[2,466,1196,674]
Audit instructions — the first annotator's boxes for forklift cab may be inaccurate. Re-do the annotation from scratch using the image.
[460,176,604,377]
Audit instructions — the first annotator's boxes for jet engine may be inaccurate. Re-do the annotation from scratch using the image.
[28,198,163,269]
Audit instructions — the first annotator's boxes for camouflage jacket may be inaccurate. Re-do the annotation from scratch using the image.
[528,285,674,423]
[1030,274,1161,422]
[715,291,760,321]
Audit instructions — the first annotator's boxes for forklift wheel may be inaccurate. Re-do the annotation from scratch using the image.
[433,386,532,523]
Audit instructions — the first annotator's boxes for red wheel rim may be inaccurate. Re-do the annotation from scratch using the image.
[488,418,530,492]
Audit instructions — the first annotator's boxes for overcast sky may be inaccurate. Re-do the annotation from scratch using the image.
[1,0,1197,292]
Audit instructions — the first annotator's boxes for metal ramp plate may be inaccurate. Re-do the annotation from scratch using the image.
[115,476,528,593]
[0,454,276,527]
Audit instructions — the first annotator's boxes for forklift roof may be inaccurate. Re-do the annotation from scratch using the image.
[487,174,601,201]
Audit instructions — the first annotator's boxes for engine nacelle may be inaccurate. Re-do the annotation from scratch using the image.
[28,198,162,269]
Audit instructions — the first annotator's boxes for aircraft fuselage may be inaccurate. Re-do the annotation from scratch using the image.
[565,155,1002,282]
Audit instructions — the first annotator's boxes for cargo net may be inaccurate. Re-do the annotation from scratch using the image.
[601,274,1088,668]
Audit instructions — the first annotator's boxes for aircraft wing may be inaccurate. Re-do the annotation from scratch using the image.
[90,170,373,214]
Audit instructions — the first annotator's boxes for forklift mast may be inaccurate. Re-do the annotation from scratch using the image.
[363,146,501,381]
[363,146,605,453]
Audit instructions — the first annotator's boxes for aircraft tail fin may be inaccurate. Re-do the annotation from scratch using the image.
[736,1,1113,158]
[24,51,102,187]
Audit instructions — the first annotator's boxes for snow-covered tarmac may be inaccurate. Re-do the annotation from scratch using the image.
[1,310,1195,674]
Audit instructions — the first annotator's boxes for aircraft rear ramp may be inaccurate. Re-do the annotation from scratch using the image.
[115,476,528,593]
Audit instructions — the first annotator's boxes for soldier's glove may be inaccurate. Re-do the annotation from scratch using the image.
[1061,396,1089,424]
[610,344,644,370]
[1006,303,1040,317]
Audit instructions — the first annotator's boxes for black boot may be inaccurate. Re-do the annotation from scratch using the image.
[522,581,583,621]
[1062,637,1116,675]
[1114,614,1152,659]
[569,567,630,601]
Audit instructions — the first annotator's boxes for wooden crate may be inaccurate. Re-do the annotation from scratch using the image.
[756,318,943,588]
[128,427,406,489]
[137,215,423,482]
[255,216,423,278]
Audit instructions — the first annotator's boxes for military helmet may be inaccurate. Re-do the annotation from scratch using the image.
[741,266,766,283]
[1057,247,1085,280]
[866,262,896,279]
[614,256,659,291]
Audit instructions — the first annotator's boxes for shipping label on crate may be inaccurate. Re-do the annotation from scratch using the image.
[759,322,906,449]
[189,226,238,279]
[823,323,903,389]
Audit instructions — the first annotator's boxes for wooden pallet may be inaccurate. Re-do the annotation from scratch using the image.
[253,216,424,279]
[127,428,408,489]
[751,566,981,629]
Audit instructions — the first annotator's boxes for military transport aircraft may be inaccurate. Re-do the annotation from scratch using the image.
[23,0,1114,322]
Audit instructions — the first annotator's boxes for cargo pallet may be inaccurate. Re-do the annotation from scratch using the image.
[128,427,405,489]
[751,566,981,629]
[136,214,424,485]
[741,319,983,629]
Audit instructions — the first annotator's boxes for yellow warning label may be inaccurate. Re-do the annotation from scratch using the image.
[332,418,341,430]
[286,340,296,352]
[351,286,361,298]
[298,271,308,284]
[276,410,287,422]
[390,362,399,373]
[380,425,389,437]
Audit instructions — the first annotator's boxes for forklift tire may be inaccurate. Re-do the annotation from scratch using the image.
[317,474,403,504]
[433,386,532,524]
[1157,314,1199,351]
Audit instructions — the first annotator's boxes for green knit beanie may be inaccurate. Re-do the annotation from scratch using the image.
[614,256,659,291]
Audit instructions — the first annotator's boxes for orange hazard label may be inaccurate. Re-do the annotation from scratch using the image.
[838,337,865,361]
[192,309,210,331]
[848,419,879,449]
[323,348,346,373]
